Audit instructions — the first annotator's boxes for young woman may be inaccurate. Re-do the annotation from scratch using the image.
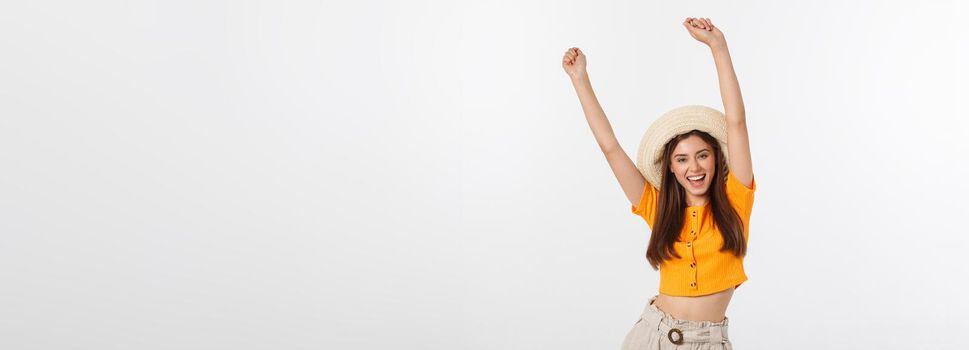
[562,17,755,349]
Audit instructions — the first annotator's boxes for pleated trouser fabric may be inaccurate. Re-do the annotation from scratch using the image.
[621,295,733,350]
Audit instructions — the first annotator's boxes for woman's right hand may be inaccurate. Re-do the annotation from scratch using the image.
[561,47,587,79]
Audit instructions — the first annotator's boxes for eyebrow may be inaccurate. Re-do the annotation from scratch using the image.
[674,149,711,157]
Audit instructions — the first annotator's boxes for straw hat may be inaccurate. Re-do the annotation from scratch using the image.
[635,105,730,189]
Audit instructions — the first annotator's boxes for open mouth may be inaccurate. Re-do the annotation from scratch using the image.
[687,174,705,187]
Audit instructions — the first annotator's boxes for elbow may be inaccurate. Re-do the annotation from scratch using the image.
[600,143,622,155]
[726,113,747,127]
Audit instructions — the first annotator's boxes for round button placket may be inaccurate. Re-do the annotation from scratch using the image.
[689,208,700,290]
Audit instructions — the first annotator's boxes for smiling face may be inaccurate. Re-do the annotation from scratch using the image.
[669,134,716,205]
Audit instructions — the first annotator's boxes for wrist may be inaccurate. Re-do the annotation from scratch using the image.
[570,71,590,83]
[709,40,728,52]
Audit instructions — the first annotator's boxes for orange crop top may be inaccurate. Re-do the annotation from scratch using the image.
[631,171,756,296]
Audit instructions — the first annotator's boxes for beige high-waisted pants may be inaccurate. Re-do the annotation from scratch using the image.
[620,295,732,350]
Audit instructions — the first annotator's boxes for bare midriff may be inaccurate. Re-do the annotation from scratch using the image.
[652,286,734,322]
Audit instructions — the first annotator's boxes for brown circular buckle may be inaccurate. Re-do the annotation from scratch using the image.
[668,328,684,345]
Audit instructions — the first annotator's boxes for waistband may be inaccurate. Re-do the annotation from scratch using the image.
[640,295,729,345]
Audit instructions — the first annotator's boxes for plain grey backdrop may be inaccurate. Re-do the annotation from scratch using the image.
[1,0,967,349]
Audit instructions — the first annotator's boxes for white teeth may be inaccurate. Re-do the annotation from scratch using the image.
[687,175,705,181]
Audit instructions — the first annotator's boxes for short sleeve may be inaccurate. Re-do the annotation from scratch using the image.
[631,183,659,227]
[725,171,756,217]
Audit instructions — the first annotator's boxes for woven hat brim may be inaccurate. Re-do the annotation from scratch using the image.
[635,105,730,190]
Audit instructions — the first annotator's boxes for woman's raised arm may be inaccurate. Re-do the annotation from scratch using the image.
[562,47,647,206]
[683,18,754,187]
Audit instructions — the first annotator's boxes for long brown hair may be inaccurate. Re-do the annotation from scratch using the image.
[645,130,746,270]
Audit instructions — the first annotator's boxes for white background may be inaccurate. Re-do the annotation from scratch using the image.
[1,0,967,349]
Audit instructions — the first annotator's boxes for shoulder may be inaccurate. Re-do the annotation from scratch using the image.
[724,170,756,216]
[725,170,755,195]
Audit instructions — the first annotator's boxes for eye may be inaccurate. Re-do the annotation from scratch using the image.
[700,154,708,159]
[677,158,685,163]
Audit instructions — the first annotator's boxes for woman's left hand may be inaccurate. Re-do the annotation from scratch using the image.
[683,17,725,48]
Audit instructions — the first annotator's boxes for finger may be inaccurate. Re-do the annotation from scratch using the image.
[703,18,712,30]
